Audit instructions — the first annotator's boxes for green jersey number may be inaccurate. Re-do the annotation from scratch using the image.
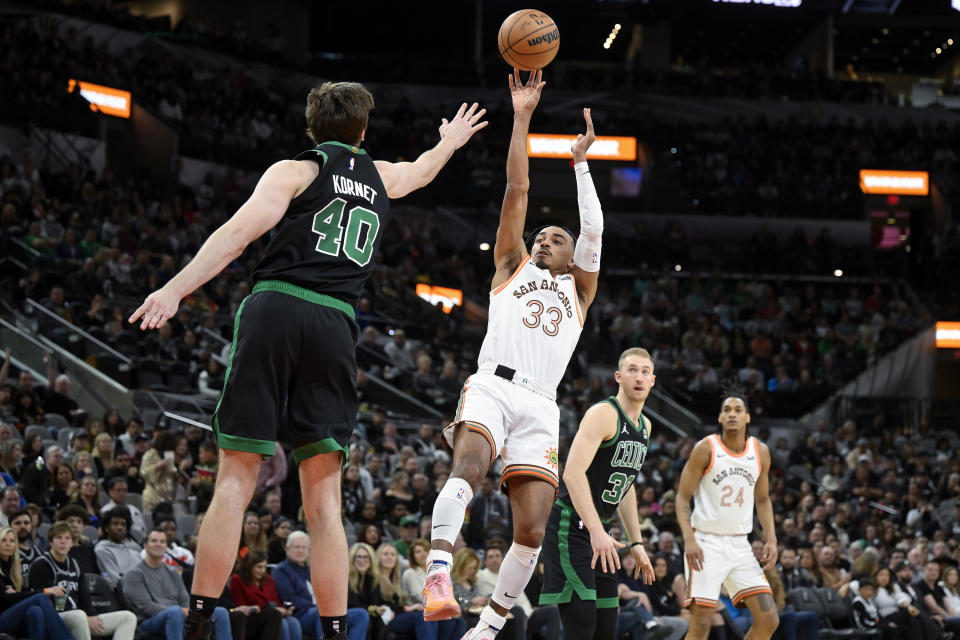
[312,197,380,267]
[601,472,636,506]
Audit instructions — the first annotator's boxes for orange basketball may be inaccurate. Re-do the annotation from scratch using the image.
[497,9,559,71]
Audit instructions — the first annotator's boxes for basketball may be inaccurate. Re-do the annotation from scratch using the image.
[497,9,559,71]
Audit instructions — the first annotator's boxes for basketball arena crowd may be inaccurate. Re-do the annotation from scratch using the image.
[2,6,960,640]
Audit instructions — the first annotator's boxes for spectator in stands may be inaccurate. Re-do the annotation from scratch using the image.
[238,511,268,559]
[0,486,21,527]
[228,548,300,640]
[41,361,78,419]
[10,509,41,581]
[116,419,143,456]
[196,359,224,399]
[90,432,115,477]
[656,531,684,580]
[100,477,147,542]
[146,515,195,579]
[18,444,61,507]
[274,530,369,640]
[465,472,510,547]
[873,566,929,638]
[48,462,78,513]
[28,521,138,640]
[95,507,142,586]
[917,560,960,634]
[410,472,437,518]
[798,547,822,586]
[72,474,101,526]
[255,441,287,498]
[0,436,20,481]
[55,504,100,574]
[384,329,416,372]
[778,547,816,591]
[451,547,498,630]
[266,516,293,565]
[139,432,176,511]
[0,525,74,640]
[122,528,232,640]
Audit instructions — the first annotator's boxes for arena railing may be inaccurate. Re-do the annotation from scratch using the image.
[0,315,133,418]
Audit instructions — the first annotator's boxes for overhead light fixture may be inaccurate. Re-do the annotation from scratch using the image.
[937,47,942,54]
[833,269,843,277]
[479,242,490,251]
[950,39,955,45]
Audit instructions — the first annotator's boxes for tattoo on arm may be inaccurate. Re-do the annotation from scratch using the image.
[756,593,775,612]
[681,506,690,516]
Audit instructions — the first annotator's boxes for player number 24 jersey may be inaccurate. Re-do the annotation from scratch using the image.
[691,434,762,536]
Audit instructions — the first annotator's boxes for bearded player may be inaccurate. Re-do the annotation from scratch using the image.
[675,385,779,640]
[539,348,658,640]
[421,69,605,640]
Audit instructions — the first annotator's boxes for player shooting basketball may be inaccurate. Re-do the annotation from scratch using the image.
[421,68,605,640]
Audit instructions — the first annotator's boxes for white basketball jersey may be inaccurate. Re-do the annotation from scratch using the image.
[477,257,584,395]
[691,434,762,535]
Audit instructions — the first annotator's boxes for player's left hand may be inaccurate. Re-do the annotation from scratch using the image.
[632,545,655,585]
[761,539,778,571]
[570,107,596,163]
[129,286,181,331]
[439,102,488,150]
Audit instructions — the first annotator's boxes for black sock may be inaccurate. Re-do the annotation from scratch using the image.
[188,594,219,620]
[320,615,348,639]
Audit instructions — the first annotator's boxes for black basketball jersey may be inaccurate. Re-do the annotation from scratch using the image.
[557,396,650,521]
[32,552,82,610]
[251,141,391,307]
[19,543,40,581]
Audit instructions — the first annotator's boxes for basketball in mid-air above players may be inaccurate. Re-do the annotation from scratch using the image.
[420,68,606,640]
[675,385,780,640]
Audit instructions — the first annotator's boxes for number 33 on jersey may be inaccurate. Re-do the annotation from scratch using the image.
[479,257,584,394]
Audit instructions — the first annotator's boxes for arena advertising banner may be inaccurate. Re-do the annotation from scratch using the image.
[415,284,463,314]
[67,79,131,119]
[935,322,960,349]
[527,134,637,161]
[859,169,929,196]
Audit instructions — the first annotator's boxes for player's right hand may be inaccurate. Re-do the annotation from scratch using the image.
[129,286,181,331]
[509,68,545,115]
[684,536,705,572]
[590,530,624,574]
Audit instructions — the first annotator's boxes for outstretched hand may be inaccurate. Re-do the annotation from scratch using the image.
[509,68,546,116]
[571,107,596,163]
[129,286,181,331]
[439,102,488,150]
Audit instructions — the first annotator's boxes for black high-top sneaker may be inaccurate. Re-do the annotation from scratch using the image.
[183,611,213,640]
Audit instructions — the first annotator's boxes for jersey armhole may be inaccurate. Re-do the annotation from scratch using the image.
[491,255,529,295]
[753,437,763,476]
[702,436,716,476]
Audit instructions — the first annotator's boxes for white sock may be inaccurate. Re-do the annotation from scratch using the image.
[477,605,506,634]
[430,477,473,546]
[490,543,541,611]
[425,549,453,577]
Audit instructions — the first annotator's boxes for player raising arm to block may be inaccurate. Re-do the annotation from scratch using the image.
[421,69,605,640]
[539,348,657,640]
[675,385,779,640]
[130,82,487,640]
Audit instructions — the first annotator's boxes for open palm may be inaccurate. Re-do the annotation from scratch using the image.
[509,68,546,115]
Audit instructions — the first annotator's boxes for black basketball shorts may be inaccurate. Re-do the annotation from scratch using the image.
[213,280,358,463]
[539,500,619,608]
